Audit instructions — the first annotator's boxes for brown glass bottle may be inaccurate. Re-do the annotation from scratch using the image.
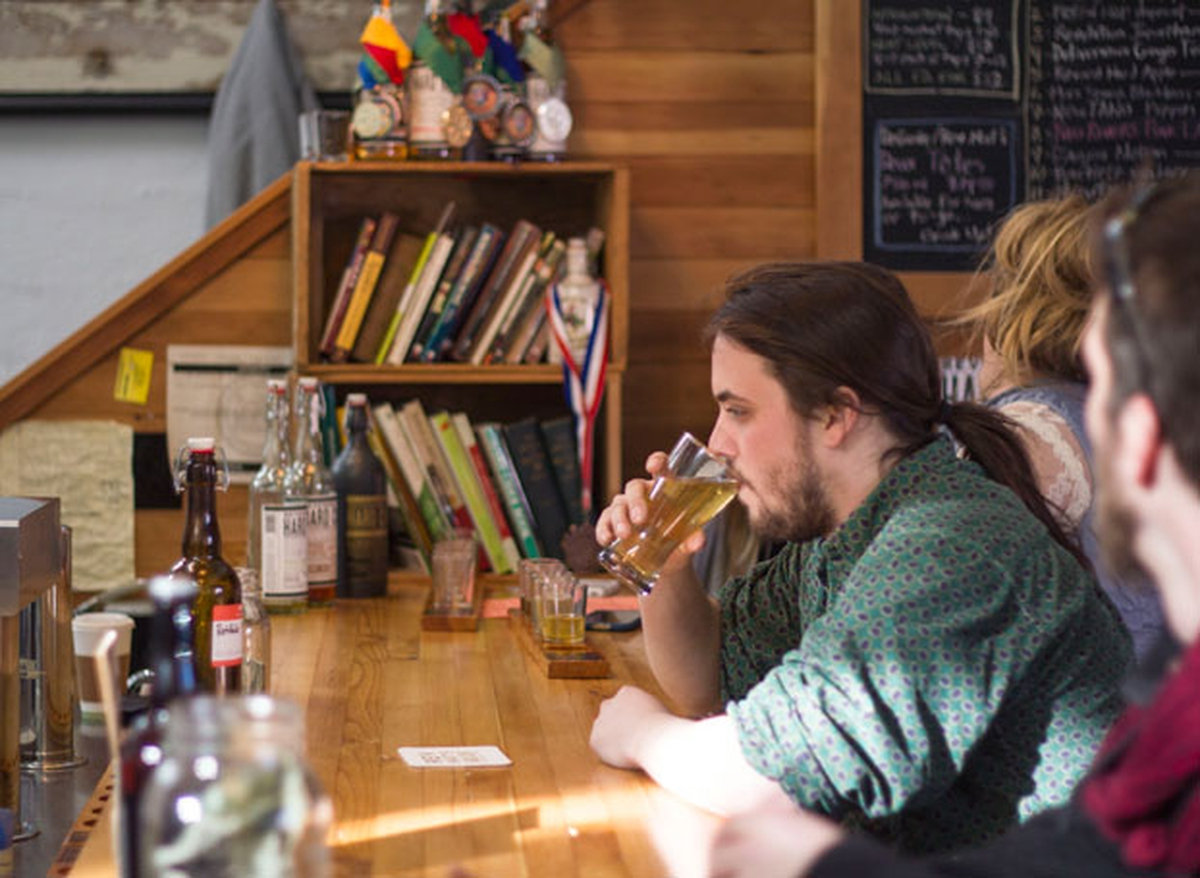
[170,438,243,694]
[331,395,389,598]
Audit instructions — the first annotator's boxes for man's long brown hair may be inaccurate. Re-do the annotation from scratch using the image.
[704,261,1084,563]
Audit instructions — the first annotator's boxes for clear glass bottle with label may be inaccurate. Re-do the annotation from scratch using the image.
[249,379,309,614]
[408,0,459,160]
[286,377,340,606]
[332,394,389,598]
[170,438,242,695]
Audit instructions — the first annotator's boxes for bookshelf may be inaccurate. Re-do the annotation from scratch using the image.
[292,161,630,533]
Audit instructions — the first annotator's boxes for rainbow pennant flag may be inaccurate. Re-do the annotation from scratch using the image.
[359,2,412,87]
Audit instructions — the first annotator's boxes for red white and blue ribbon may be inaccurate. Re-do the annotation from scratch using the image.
[547,280,609,517]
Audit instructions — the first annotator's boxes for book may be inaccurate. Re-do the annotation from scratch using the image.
[503,416,570,560]
[522,320,553,365]
[429,410,517,574]
[373,402,452,543]
[406,225,479,362]
[449,219,541,362]
[318,216,377,359]
[350,231,426,363]
[365,407,433,570]
[468,231,551,365]
[331,212,400,362]
[384,206,458,365]
[476,422,542,559]
[490,237,567,365]
[539,416,585,526]
[377,201,456,364]
[418,223,504,362]
[398,399,474,534]
[451,412,523,571]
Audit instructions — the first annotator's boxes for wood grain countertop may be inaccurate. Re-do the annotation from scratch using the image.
[55,578,722,877]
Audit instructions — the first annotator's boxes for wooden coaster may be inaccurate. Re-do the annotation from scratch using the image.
[421,582,485,631]
[508,609,611,678]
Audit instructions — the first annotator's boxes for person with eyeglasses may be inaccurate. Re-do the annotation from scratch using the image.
[707,171,1200,878]
[959,194,1165,660]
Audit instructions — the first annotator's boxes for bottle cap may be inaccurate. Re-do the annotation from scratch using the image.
[346,392,368,406]
[267,379,287,394]
[187,437,215,452]
[298,376,319,391]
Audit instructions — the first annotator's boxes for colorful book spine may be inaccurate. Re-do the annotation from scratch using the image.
[502,416,569,560]
[429,411,513,574]
[375,231,437,365]
[476,422,542,559]
[420,223,503,362]
[331,212,400,362]
[373,402,451,543]
[399,399,474,534]
[407,226,478,362]
[365,408,433,570]
[451,412,522,572]
[318,216,378,358]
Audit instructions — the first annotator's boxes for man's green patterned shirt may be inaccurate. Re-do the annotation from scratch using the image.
[722,438,1131,854]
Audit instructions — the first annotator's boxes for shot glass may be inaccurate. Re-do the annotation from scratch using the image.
[518,558,568,640]
[71,612,135,722]
[430,530,477,611]
[597,432,739,595]
[298,109,350,162]
[537,569,586,647]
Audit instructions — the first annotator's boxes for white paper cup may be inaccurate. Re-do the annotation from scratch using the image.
[71,612,135,720]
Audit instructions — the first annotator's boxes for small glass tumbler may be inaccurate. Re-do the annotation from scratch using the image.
[518,558,568,640]
[431,529,477,611]
[597,432,739,595]
[537,570,586,647]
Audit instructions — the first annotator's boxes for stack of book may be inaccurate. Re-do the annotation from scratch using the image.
[363,398,588,574]
[317,203,600,367]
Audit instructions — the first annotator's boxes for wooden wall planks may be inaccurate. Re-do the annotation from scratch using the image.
[562,0,820,476]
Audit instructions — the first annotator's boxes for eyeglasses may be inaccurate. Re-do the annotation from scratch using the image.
[1101,176,1162,393]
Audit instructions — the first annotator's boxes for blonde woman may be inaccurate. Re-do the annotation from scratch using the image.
[965,194,1163,659]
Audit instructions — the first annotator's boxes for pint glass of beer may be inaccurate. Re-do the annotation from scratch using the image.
[598,432,738,595]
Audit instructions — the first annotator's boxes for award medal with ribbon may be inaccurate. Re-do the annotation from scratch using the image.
[441,102,474,148]
[547,281,610,516]
[462,72,502,120]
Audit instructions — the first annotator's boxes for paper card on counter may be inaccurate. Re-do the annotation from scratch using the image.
[398,746,512,768]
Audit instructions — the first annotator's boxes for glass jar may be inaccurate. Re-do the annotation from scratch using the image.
[138,696,331,876]
[236,567,272,694]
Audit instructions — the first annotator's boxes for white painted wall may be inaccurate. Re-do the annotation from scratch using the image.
[0,115,210,385]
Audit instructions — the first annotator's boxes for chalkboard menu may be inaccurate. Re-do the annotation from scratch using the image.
[862,0,1200,271]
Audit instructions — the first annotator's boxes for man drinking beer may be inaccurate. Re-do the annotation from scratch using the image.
[590,261,1131,854]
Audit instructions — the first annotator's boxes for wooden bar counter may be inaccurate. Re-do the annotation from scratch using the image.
[58,578,721,877]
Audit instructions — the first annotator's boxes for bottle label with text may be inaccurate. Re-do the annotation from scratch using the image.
[307,494,339,589]
[345,494,389,586]
[211,603,244,667]
[261,504,309,598]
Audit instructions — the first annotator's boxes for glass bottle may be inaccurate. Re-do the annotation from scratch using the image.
[286,377,340,606]
[331,393,389,598]
[522,0,571,162]
[118,575,198,878]
[249,379,309,614]
[169,437,242,695]
[548,237,601,365]
[237,567,271,695]
[138,695,332,877]
[407,0,460,160]
[352,0,409,160]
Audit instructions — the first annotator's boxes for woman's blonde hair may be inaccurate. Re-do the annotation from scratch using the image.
[961,194,1096,385]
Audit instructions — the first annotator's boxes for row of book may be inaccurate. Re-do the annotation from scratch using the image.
[318,202,602,368]
[359,397,587,575]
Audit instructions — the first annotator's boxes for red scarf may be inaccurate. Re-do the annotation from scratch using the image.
[1082,638,1200,874]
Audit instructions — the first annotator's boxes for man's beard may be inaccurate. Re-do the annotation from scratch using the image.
[749,454,836,544]
[1095,451,1147,580]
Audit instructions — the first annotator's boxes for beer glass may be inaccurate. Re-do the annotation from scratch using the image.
[597,432,738,595]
